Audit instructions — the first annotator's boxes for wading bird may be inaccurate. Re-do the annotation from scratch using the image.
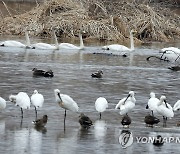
[9,92,30,118]
[146,92,159,116]
[0,97,6,110]
[54,89,79,128]
[95,97,108,119]
[31,90,44,119]
[115,91,136,115]
[156,95,174,127]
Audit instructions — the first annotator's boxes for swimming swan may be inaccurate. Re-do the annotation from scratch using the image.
[102,30,136,51]
[0,30,31,48]
[31,29,59,50]
[59,30,84,50]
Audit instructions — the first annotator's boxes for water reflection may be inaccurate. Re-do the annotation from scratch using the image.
[13,128,29,154]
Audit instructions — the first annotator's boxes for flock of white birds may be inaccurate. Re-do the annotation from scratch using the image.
[0,29,180,128]
[0,89,180,127]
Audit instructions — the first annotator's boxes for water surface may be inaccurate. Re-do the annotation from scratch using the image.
[0,40,180,154]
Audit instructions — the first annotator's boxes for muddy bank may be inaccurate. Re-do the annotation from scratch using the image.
[0,0,179,43]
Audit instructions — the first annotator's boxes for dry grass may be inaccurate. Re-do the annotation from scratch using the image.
[0,0,179,42]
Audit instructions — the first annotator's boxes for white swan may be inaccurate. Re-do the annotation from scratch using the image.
[31,29,59,50]
[59,30,84,50]
[160,47,180,62]
[0,30,31,48]
[102,30,136,51]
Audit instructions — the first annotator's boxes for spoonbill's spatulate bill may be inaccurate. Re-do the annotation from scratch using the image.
[115,91,136,115]
[54,89,79,128]
[156,95,174,127]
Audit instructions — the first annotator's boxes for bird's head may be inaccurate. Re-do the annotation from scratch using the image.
[9,95,16,103]
[32,68,37,71]
[150,92,155,98]
[33,90,38,94]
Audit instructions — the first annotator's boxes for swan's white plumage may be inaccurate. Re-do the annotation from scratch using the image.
[173,100,180,111]
[115,91,136,115]
[59,31,84,50]
[102,30,136,51]
[31,90,44,108]
[0,40,26,48]
[95,97,108,113]
[9,92,30,109]
[0,97,6,109]
[161,47,180,62]
[54,89,79,112]
[156,96,174,118]
[31,29,59,50]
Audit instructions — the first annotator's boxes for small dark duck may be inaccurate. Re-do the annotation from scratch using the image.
[91,70,103,78]
[32,68,54,77]
[79,113,93,129]
[153,135,164,146]
[168,66,180,71]
[32,115,48,127]
[144,114,160,127]
[121,114,131,127]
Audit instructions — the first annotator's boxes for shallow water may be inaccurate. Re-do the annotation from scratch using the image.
[0,40,180,154]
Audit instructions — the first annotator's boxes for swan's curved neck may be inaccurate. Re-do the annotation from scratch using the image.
[130,31,134,50]
[79,32,84,49]
[25,30,31,47]
[53,30,59,49]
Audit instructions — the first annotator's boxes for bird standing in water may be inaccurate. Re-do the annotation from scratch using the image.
[54,89,79,129]
[95,97,108,119]
[144,114,160,127]
[79,113,93,129]
[32,115,48,127]
[121,114,131,128]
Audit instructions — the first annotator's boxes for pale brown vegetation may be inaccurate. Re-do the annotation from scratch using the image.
[0,0,179,42]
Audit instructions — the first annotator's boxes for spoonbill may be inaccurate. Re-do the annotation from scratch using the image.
[54,89,79,126]
[9,92,30,118]
[79,113,93,129]
[115,91,136,115]
[31,90,44,119]
[146,92,159,116]
[156,95,174,127]
[95,97,108,119]
[173,100,180,111]
[0,97,6,110]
